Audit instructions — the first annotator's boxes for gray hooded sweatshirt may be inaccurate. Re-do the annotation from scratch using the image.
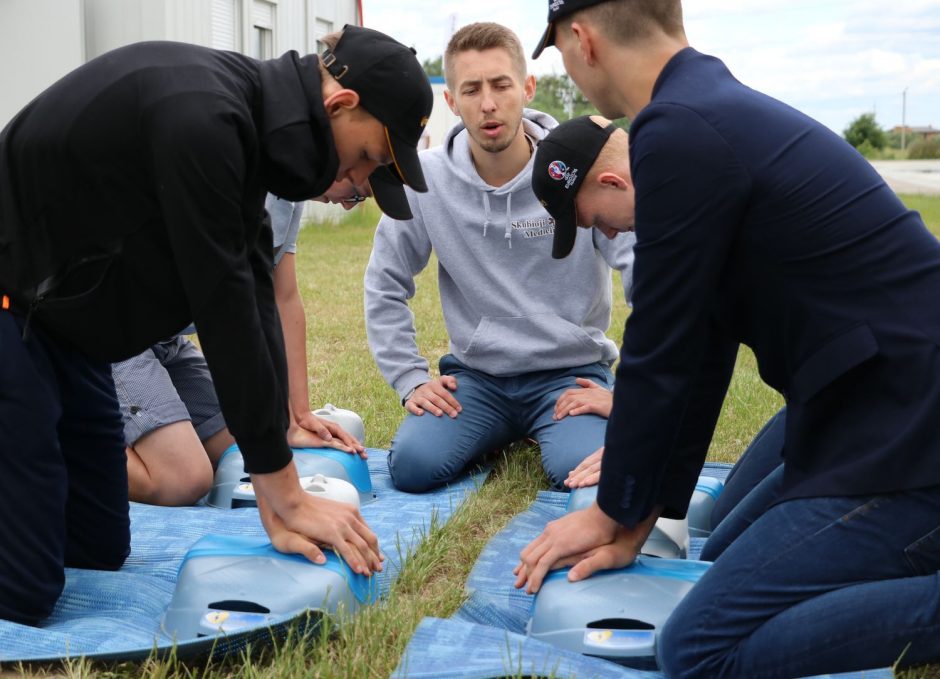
[364,109,636,401]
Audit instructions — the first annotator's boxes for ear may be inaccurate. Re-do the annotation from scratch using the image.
[323,88,360,117]
[443,88,459,116]
[597,171,630,191]
[523,74,537,103]
[570,21,599,66]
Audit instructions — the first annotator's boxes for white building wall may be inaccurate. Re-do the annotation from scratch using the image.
[0,0,85,128]
[2,0,365,222]
[424,77,462,149]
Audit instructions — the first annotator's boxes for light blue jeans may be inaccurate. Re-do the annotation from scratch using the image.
[660,473,940,677]
[387,354,613,492]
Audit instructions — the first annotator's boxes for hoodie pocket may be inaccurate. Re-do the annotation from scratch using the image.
[461,313,608,373]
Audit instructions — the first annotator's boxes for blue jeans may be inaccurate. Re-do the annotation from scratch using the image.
[709,406,786,530]
[659,481,940,677]
[388,355,613,492]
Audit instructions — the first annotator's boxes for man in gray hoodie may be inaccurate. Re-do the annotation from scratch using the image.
[364,22,635,492]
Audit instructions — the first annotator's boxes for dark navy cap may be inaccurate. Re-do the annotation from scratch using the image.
[532,0,613,59]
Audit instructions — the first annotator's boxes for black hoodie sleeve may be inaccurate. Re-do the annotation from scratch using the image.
[147,93,293,474]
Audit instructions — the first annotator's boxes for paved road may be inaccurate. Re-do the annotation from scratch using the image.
[869,160,940,195]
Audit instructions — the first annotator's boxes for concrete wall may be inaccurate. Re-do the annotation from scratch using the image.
[0,0,85,128]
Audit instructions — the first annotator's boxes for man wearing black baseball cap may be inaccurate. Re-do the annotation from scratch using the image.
[0,25,431,625]
[320,26,432,220]
[530,115,634,259]
[518,1,940,676]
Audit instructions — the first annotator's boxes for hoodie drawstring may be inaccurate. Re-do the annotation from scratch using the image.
[482,191,514,248]
[482,192,492,238]
[504,192,513,249]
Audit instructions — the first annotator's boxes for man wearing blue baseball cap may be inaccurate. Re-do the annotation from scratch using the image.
[517,2,940,676]
[0,25,431,625]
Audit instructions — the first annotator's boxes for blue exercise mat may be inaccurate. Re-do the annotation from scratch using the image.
[454,462,732,635]
[0,449,486,663]
[394,617,659,679]
[394,618,894,679]
[395,463,893,679]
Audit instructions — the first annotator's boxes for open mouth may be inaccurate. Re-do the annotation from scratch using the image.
[481,121,504,138]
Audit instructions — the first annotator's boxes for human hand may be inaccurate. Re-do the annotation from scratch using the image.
[289,412,367,458]
[251,464,383,575]
[513,502,659,594]
[405,376,461,418]
[513,502,621,594]
[553,378,613,420]
[564,447,603,488]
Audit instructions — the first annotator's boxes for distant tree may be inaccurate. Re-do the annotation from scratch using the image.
[531,73,593,121]
[422,55,443,77]
[885,128,904,150]
[908,137,940,160]
[530,73,630,131]
[844,113,886,151]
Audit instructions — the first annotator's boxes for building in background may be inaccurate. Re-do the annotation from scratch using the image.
[1,0,361,219]
[1,0,362,127]
[0,0,465,220]
[423,76,462,150]
[891,125,939,142]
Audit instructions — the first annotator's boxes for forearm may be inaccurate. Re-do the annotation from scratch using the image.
[275,269,311,420]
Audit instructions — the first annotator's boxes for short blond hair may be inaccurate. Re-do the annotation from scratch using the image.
[586,117,630,183]
[443,22,527,89]
[561,0,684,45]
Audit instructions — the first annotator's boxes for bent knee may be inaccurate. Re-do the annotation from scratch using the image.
[388,444,459,493]
[133,457,213,506]
[158,465,213,505]
[0,572,64,626]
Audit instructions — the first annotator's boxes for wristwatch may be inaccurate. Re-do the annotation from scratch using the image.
[402,386,418,407]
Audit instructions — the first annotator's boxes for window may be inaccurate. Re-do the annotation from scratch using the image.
[315,18,333,55]
[251,0,276,59]
[211,0,241,51]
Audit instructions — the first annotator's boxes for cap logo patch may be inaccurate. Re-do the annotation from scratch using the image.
[550,0,565,11]
[548,160,579,189]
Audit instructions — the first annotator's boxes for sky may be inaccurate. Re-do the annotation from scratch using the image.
[362,0,940,135]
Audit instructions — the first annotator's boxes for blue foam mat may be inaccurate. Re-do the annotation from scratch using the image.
[395,618,894,679]
[394,617,659,679]
[0,449,485,662]
[395,463,893,679]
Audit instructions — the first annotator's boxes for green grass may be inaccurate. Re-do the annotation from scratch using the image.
[17,193,940,678]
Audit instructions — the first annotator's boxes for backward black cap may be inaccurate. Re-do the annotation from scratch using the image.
[322,25,433,220]
[532,0,615,59]
[532,116,615,258]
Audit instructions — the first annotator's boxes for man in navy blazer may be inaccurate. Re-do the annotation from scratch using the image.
[516,1,940,677]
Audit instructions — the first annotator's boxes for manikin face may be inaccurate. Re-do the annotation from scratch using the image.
[574,171,636,239]
[444,48,536,155]
[314,178,373,210]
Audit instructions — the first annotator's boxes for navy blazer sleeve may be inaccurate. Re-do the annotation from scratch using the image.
[598,103,750,527]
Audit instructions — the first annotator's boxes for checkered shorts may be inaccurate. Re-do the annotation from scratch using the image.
[111,336,226,446]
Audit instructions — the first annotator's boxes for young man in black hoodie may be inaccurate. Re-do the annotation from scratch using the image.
[0,26,432,626]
